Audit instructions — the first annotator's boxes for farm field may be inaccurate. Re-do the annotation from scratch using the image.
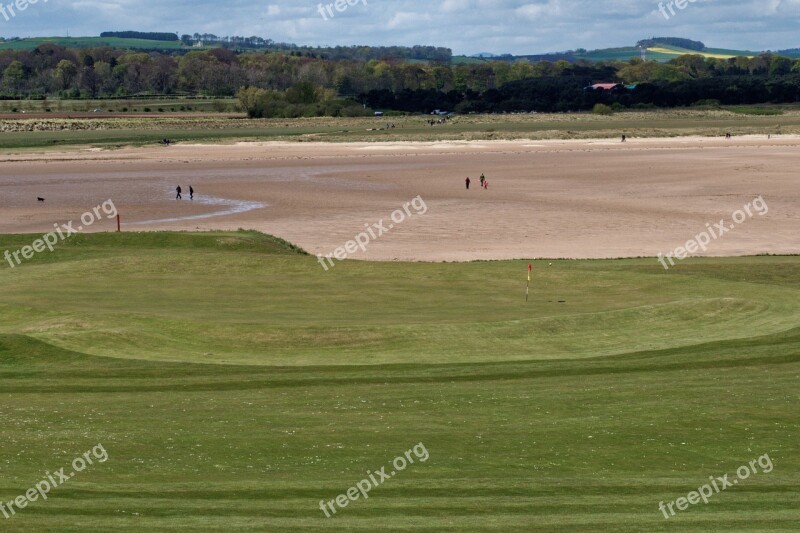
[0,232,798,531]
[646,45,756,60]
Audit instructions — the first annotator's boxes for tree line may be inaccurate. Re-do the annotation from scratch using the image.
[1,44,799,117]
[100,32,179,42]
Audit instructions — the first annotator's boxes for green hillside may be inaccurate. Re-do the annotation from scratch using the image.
[0,36,192,51]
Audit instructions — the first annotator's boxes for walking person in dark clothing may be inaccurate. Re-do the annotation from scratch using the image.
[176,186,182,200]
[465,177,471,190]
[189,186,194,200]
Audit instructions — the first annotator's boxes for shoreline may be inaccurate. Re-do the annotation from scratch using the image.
[2,133,800,161]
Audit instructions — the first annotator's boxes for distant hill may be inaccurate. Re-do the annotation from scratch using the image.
[0,33,795,63]
[454,37,772,64]
[776,48,800,58]
[0,36,189,51]
[100,31,179,42]
[637,37,705,51]
[576,43,758,62]
[0,35,452,62]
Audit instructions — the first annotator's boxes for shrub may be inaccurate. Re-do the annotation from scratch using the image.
[592,103,613,115]
[692,99,721,107]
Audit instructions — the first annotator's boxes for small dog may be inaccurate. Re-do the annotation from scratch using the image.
[37,197,45,202]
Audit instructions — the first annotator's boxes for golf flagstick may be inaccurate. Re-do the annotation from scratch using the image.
[526,263,532,302]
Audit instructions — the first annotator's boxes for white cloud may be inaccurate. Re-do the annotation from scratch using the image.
[1,0,797,55]
[387,11,433,29]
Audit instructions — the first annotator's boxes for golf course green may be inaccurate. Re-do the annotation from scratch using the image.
[0,231,797,531]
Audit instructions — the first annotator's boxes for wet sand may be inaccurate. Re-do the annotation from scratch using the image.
[0,136,798,261]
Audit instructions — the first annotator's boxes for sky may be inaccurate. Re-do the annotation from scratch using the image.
[1,0,799,55]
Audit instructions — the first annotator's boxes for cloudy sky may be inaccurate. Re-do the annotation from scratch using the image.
[2,0,798,55]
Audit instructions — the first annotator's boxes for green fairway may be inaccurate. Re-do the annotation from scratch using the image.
[0,232,798,531]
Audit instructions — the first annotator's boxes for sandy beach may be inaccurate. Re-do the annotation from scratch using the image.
[1,136,798,261]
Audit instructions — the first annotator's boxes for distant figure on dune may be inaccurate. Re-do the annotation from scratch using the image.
[480,173,485,187]
[176,186,182,200]
[189,186,194,200]
[483,179,488,190]
[726,132,732,139]
[621,134,627,142]
[465,177,471,190]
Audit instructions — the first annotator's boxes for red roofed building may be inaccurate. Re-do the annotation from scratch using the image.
[590,83,623,90]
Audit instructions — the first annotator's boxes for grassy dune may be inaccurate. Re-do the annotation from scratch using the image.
[2,109,800,151]
[0,98,239,115]
[0,232,798,531]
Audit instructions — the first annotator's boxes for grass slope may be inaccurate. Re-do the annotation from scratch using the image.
[0,37,187,51]
[0,232,798,531]
[573,44,758,63]
[647,45,755,60]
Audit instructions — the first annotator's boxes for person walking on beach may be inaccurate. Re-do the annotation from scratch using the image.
[480,173,485,187]
[176,186,182,200]
[189,186,194,200]
[483,179,488,190]
[465,177,471,190]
